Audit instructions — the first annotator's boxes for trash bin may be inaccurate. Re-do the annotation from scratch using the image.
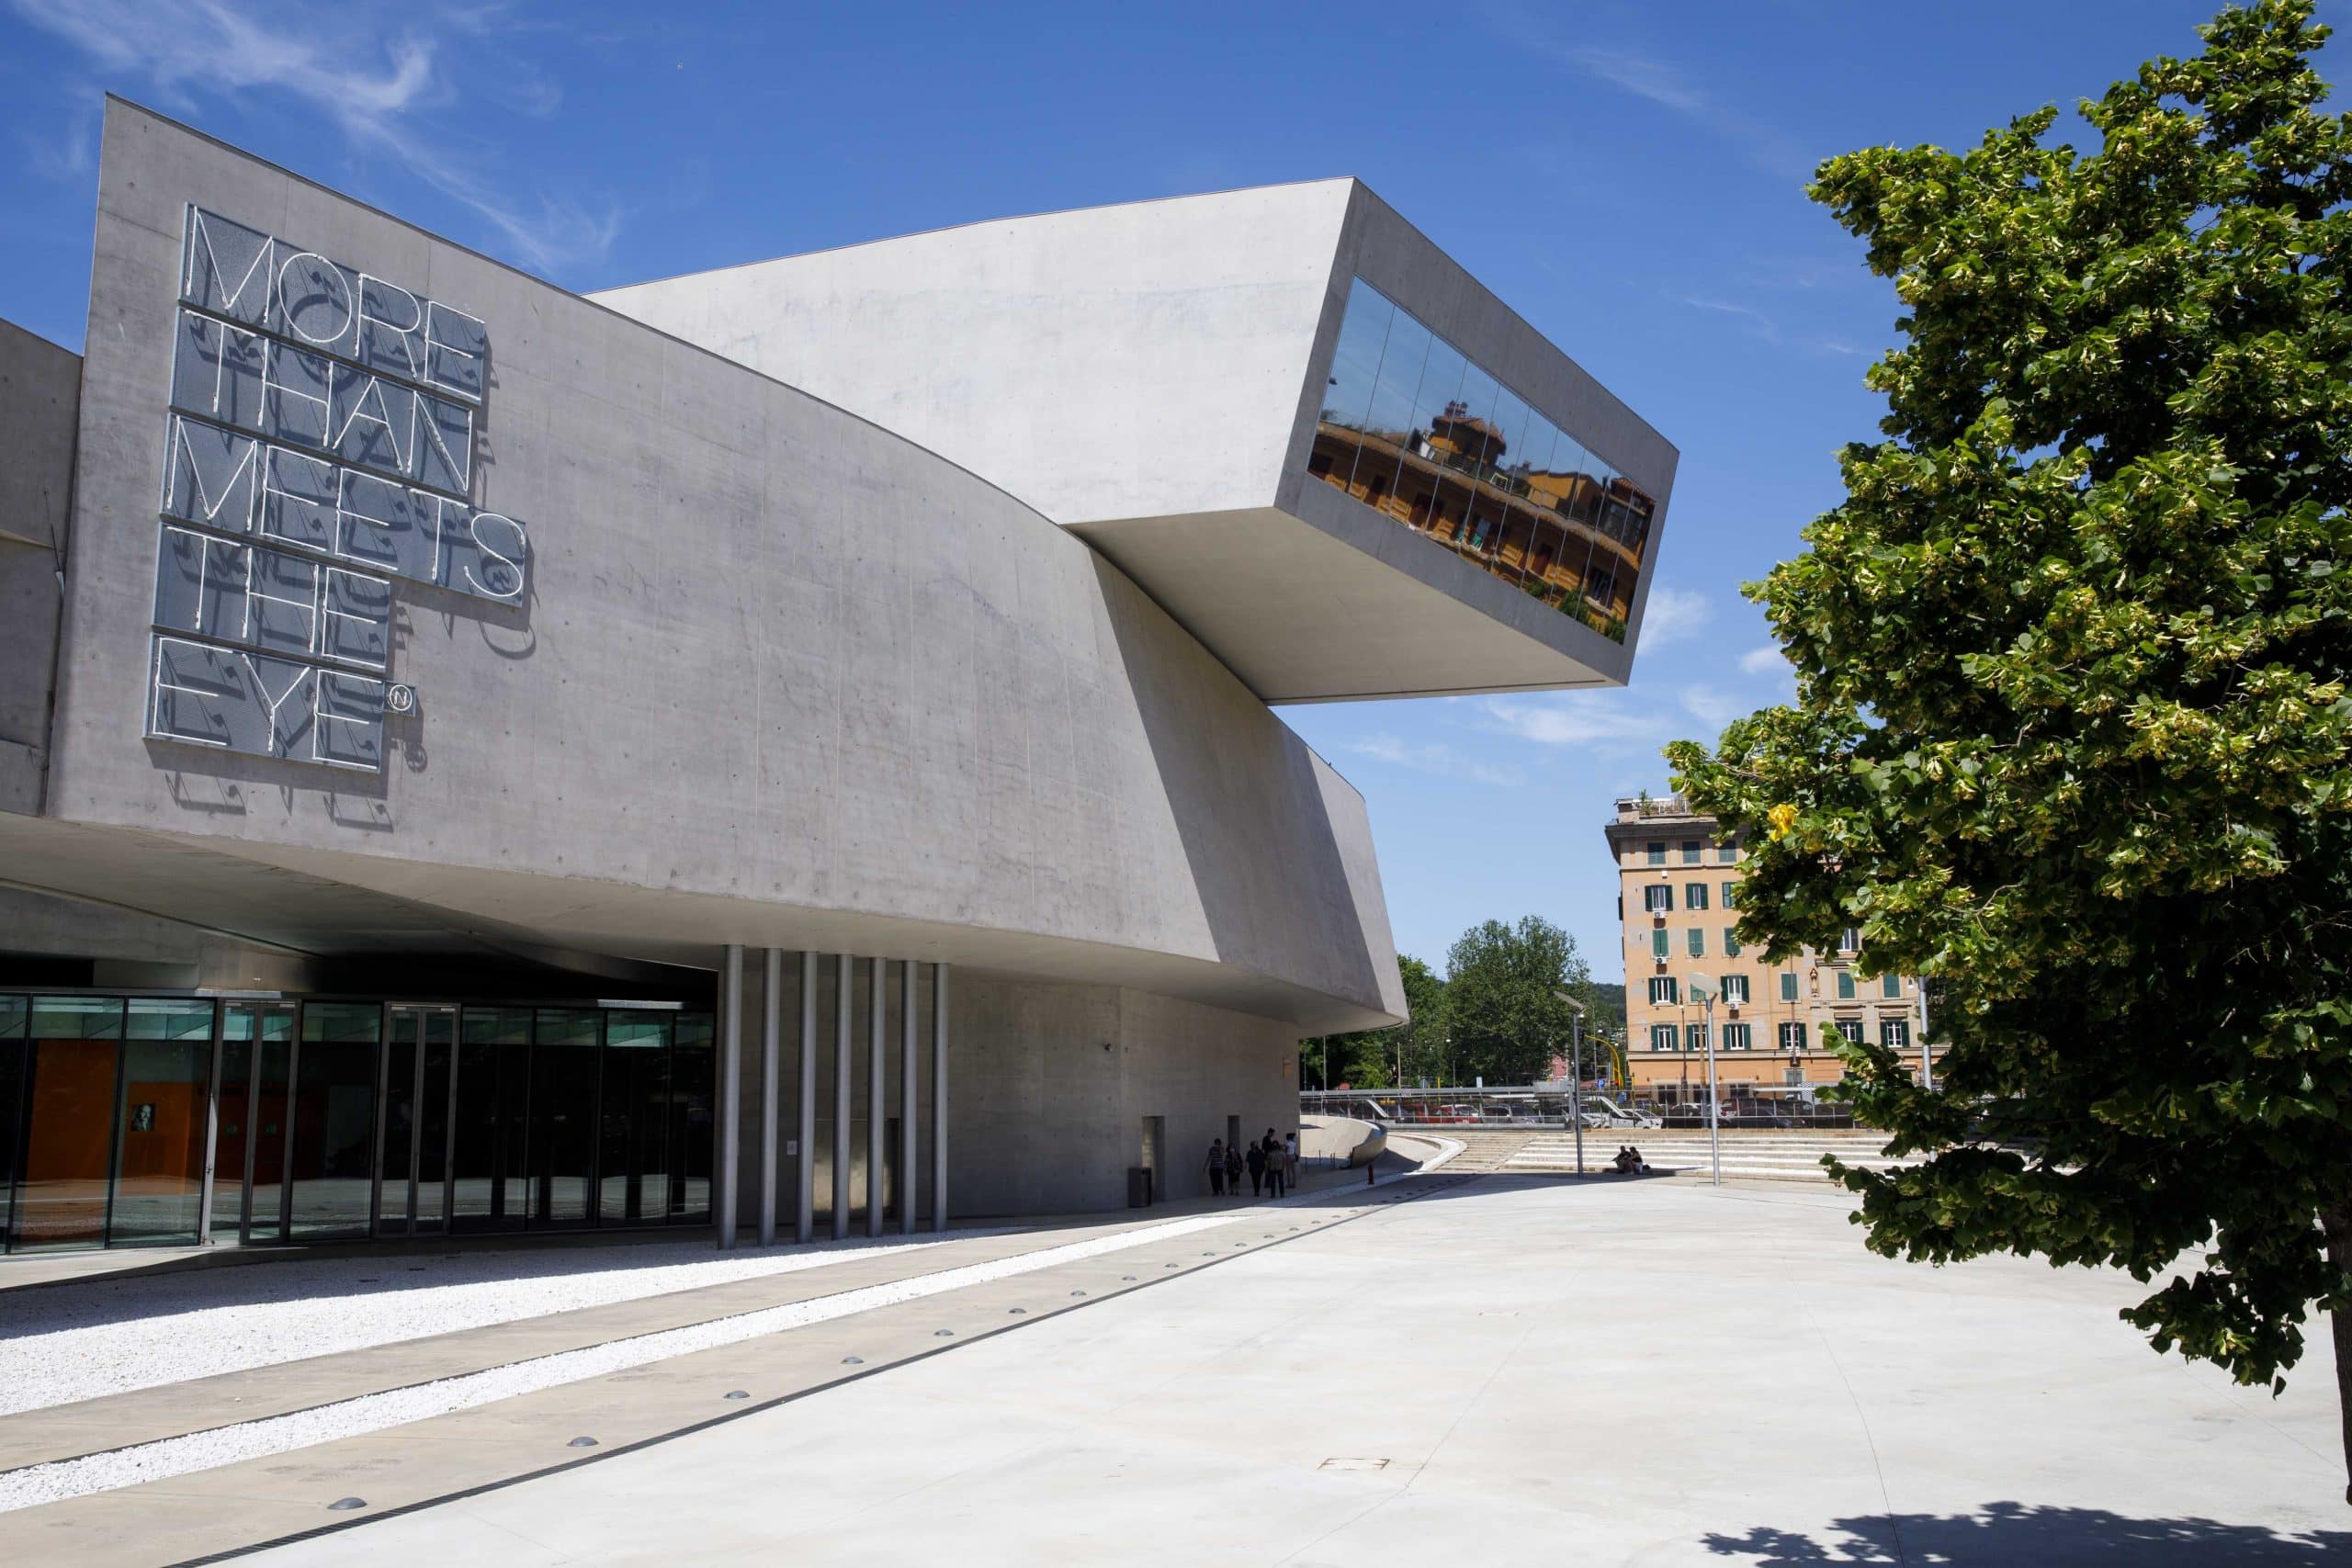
[1126,1167,1153,1208]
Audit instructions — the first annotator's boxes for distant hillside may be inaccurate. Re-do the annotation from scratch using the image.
[1589,980,1625,1037]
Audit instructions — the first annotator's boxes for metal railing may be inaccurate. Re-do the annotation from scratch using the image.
[1300,1084,1866,1131]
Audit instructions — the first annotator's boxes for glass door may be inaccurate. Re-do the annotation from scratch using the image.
[375,1005,456,1235]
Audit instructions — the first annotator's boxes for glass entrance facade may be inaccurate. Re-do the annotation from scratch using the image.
[0,992,715,1253]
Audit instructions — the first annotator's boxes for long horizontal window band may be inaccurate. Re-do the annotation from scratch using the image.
[1307,276,1657,644]
[0,993,717,1254]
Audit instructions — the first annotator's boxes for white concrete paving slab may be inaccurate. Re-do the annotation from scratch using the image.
[248,1176,2348,1566]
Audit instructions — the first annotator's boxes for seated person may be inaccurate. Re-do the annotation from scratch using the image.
[1624,1145,1649,1173]
[1610,1145,1637,1174]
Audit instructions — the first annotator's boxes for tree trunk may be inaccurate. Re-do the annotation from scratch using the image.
[2324,1201,2352,1506]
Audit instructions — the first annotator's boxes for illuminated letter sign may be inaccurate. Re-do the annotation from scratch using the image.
[148,207,536,771]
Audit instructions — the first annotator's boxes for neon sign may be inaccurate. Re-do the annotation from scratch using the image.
[147,208,533,771]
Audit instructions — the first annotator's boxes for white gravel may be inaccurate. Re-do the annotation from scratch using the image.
[0,1211,1244,1512]
[0,1227,1027,1417]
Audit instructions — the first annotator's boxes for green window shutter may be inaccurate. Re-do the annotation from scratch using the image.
[1723,881,1737,908]
[1780,972,1798,1001]
[1686,928,1704,958]
[1837,970,1856,1000]
[1652,928,1669,959]
[1724,929,1741,958]
[1883,974,1902,998]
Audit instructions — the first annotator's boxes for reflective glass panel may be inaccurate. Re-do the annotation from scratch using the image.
[669,1013,715,1222]
[218,1001,294,1243]
[1306,277,1653,641]
[289,1003,378,1239]
[16,998,123,1250]
[530,1009,600,1226]
[0,998,22,1251]
[454,1007,530,1231]
[112,998,215,1246]
[600,1012,672,1225]
[1309,285,1394,500]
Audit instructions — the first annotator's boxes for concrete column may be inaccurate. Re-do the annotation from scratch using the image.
[867,956,886,1237]
[833,952,852,1240]
[796,951,816,1245]
[718,943,743,1251]
[758,947,781,1247]
[899,960,917,1235]
[932,963,949,1232]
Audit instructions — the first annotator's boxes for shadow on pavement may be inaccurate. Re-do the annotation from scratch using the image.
[1703,1501,2352,1564]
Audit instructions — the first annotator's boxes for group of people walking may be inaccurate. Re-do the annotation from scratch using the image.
[1204,1130,1295,1200]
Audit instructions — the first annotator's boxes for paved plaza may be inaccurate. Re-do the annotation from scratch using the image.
[6,1169,2331,1565]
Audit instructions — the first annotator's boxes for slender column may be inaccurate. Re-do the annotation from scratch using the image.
[931,963,949,1232]
[796,952,817,1244]
[833,953,853,1239]
[718,944,743,1250]
[867,957,886,1237]
[758,948,781,1247]
[899,961,918,1235]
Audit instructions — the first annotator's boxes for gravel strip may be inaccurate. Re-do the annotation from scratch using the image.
[0,1212,1243,1513]
[0,1228,1027,1417]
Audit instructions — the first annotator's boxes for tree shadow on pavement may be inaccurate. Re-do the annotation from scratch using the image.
[1702,1501,2352,1564]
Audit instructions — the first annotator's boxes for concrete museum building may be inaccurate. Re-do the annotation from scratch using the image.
[0,102,1675,1254]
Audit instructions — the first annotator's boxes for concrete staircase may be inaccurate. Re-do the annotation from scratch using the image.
[1500,1127,1903,1184]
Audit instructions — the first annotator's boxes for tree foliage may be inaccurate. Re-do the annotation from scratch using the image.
[1307,954,1447,1089]
[1443,916,1593,1086]
[1666,0,2352,1495]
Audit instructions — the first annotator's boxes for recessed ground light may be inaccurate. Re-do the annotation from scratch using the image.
[1164,1262,1179,1269]
[724,1391,750,1400]
[1121,1274,1136,1280]
[568,1437,598,1449]
[1070,1289,1086,1297]
[327,1497,367,1511]
[842,1356,865,1365]
[1318,1458,1390,1472]
[934,1328,955,1337]
[1009,1307,1027,1315]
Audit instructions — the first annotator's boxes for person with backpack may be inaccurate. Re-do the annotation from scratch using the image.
[1245,1135,1267,1197]
[1204,1139,1227,1197]
[1263,1132,1288,1199]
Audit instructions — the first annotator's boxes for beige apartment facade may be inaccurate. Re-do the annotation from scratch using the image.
[1605,795,1927,1094]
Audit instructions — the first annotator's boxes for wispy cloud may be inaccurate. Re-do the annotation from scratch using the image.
[1677,294,1864,359]
[1489,13,1813,181]
[1479,693,1671,750]
[1344,734,1525,787]
[10,0,619,274]
[1637,586,1711,649]
[1738,643,1786,676]
[1679,685,1740,729]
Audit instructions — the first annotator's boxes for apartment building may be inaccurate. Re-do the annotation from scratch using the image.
[1604,795,1927,1092]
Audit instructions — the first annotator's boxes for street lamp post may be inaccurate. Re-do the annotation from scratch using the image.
[1687,976,1721,1187]
[1917,978,1935,1091]
[1555,988,1587,1176]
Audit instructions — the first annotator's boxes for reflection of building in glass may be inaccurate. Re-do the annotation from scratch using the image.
[1308,279,1654,641]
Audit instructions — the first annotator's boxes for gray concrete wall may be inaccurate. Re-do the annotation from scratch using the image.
[594,176,1673,701]
[594,181,1354,529]
[40,102,1403,1034]
[719,958,1292,1225]
[0,318,80,815]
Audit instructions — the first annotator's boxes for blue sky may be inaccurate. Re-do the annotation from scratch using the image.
[0,0,2327,985]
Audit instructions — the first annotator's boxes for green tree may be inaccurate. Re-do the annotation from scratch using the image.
[1442,917,1592,1085]
[1666,1,2352,1499]
[1303,954,1445,1089]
